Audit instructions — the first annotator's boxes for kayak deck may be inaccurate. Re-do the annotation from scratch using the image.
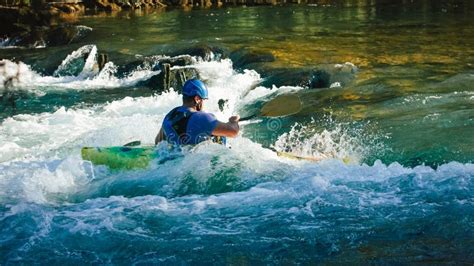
[81,146,157,169]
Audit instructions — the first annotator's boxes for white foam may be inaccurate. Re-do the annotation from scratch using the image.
[0,59,38,90]
[0,91,183,163]
[24,156,88,203]
[0,142,28,162]
[0,155,90,204]
[190,59,262,120]
[1,45,160,91]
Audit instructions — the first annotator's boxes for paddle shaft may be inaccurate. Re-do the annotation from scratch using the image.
[239,114,257,122]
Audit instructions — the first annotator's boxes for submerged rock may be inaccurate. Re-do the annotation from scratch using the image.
[258,63,357,89]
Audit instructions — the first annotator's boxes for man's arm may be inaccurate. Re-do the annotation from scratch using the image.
[212,115,240,138]
[155,127,165,145]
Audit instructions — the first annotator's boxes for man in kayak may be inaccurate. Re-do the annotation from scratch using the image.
[155,79,240,145]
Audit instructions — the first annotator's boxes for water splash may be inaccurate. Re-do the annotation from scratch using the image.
[273,116,384,164]
[54,45,97,77]
[0,59,35,90]
[0,47,160,91]
[0,37,19,48]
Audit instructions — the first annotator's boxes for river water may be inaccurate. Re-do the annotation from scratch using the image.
[1,1,473,264]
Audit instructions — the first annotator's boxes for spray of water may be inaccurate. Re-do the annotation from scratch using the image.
[273,116,385,164]
[0,37,19,48]
[54,45,96,77]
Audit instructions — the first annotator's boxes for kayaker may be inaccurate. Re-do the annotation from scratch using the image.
[155,79,240,145]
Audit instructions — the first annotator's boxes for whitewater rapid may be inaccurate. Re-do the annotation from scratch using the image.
[1,44,473,264]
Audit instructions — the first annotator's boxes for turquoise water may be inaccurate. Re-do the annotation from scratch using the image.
[1,2,474,264]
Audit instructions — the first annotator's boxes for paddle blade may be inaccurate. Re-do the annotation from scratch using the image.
[124,140,141,147]
[260,94,302,117]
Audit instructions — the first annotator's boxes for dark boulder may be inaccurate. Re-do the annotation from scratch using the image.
[142,63,201,93]
[309,69,331,88]
[156,55,195,67]
[46,24,91,46]
[116,55,194,78]
[170,44,228,61]
[2,12,91,48]
[15,26,49,47]
[257,63,357,89]
[258,68,331,89]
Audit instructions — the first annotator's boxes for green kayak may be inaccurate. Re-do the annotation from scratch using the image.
[81,146,158,170]
[81,145,335,170]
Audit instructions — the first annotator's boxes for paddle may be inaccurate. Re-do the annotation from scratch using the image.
[121,94,346,163]
[124,140,141,147]
[240,93,302,121]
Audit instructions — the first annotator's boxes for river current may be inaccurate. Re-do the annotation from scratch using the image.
[1,2,473,264]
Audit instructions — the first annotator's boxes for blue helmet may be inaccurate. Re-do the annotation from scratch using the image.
[182,79,209,99]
